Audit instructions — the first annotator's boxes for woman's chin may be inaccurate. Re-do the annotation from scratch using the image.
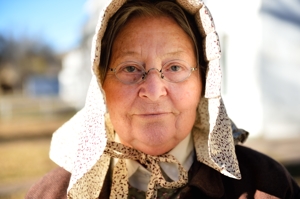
[135,145,172,156]
[131,135,178,156]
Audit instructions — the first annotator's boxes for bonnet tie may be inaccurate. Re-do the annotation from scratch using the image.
[104,141,188,199]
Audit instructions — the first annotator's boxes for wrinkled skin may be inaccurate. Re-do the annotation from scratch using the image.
[103,16,202,155]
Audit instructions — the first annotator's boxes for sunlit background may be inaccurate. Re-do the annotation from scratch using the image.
[0,0,299,198]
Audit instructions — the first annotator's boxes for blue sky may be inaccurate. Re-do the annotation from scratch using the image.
[0,0,88,53]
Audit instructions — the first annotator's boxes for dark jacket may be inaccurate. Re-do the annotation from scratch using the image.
[26,145,300,199]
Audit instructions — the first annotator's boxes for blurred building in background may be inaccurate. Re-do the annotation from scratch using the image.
[260,0,300,138]
[58,0,108,109]
[204,0,263,137]
[205,0,300,138]
[0,35,61,96]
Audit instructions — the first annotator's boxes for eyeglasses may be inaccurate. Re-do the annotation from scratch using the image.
[109,59,197,84]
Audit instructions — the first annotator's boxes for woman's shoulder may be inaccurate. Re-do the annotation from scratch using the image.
[235,144,292,175]
[25,167,71,199]
[232,145,300,198]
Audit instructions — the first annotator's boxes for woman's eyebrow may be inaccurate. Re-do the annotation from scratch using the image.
[165,50,185,56]
[111,51,141,64]
[114,49,188,62]
[114,50,140,59]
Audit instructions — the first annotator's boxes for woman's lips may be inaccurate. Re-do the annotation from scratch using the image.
[134,112,171,118]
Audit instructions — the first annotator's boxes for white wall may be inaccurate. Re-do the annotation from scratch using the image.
[205,0,263,137]
[59,49,91,109]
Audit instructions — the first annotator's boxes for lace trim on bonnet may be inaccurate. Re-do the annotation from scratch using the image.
[49,0,249,198]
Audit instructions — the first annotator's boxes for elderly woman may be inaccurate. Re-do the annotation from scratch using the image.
[26,0,300,198]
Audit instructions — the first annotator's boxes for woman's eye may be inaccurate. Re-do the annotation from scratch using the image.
[170,65,182,72]
[123,66,137,73]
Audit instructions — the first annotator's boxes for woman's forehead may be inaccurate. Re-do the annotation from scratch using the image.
[110,16,196,62]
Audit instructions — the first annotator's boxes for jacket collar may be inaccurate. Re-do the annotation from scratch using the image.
[188,158,224,198]
[99,157,226,199]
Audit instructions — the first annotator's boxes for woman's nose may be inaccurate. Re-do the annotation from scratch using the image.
[138,68,167,101]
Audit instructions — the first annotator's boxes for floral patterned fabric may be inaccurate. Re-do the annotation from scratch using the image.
[49,0,247,198]
[104,141,188,199]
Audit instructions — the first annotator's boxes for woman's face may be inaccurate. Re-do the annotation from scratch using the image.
[103,15,202,155]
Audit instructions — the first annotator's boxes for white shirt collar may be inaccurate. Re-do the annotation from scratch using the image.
[114,133,194,191]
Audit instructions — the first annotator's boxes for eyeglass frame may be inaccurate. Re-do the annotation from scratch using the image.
[109,59,198,85]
